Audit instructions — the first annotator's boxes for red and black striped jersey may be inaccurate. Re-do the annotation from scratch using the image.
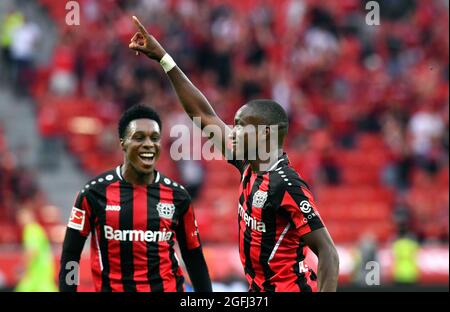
[228,153,325,292]
[67,166,201,292]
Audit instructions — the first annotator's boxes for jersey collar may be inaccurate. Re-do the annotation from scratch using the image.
[116,165,160,184]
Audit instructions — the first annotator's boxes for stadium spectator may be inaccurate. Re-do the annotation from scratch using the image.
[9,14,41,96]
[391,228,420,286]
[15,206,58,292]
[351,232,379,287]
[168,111,205,200]
[0,5,24,84]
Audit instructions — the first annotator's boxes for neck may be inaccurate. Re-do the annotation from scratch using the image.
[121,163,155,185]
[249,149,283,174]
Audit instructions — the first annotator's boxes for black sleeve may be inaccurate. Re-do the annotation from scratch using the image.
[175,194,212,292]
[180,246,213,292]
[227,158,249,175]
[58,228,88,292]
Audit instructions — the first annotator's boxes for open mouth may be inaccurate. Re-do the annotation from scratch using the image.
[138,152,155,165]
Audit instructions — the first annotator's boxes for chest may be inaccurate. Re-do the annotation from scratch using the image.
[239,171,272,206]
[92,186,181,231]
[238,172,277,225]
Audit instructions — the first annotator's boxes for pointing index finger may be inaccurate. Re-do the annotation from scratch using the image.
[132,16,148,34]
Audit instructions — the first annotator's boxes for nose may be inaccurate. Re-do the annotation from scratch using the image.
[229,127,236,141]
[142,136,154,148]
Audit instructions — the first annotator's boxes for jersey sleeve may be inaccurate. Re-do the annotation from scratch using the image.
[176,197,202,251]
[279,183,324,237]
[227,158,249,175]
[66,191,93,237]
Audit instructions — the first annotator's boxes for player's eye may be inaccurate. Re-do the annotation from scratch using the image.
[151,136,160,142]
[133,135,145,141]
[235,125,244,132]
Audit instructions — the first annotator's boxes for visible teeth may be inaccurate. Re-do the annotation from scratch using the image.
[140,153,154,157]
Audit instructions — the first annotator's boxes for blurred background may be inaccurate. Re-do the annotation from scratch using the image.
[0,0,448,291]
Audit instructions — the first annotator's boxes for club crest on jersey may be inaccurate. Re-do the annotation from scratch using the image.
[252,190,268,208]
[68,207,85,231]
[156,202,176,219]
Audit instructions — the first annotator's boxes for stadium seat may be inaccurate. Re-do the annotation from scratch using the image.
[0,223,20,244]
[357,133,386,151]
[325,221,395,243]
[341,168,381,186]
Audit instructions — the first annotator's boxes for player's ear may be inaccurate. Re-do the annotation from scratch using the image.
[262,126,271,141]
[120,138,126,151]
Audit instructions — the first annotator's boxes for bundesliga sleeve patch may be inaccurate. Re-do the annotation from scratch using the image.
[68,207,85,231]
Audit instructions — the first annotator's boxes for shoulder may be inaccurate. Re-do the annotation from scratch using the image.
[268,165,311,199]
[227,159,250,175]
[78,167,120,197]
[157,172,192,201]
[269,166,312,205]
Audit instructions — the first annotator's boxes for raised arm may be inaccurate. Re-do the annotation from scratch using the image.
[129,16,231,156]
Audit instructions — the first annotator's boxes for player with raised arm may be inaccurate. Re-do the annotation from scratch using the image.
[129,16,339,292]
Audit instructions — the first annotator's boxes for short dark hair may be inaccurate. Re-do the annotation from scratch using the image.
[244,99,289,146]
[118,105,162,139]
[245,99,288,130]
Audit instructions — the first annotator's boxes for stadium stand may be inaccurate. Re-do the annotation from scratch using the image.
[0,0,448,289]
[31,0,448,244]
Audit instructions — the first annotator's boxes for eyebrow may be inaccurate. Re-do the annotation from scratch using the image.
[130,129,160,136]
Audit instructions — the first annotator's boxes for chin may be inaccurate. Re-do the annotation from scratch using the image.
[140,166,154,175]
[233,149,246,160]
[133,163,153,175]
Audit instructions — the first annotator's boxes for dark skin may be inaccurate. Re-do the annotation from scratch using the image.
[129,16,339,291]
[118,118,212,292]
[120,118,161,185]
[232,106,284,173]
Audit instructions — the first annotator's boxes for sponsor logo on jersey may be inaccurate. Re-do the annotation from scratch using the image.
[106,205,121,211]
[301,211,320,225]
[238,204,266,232]
[299,200,312,214]
[104,225,173,242]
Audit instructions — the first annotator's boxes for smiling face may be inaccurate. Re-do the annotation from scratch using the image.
[121,118,161,175]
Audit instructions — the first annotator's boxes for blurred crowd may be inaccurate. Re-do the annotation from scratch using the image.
[0,127,60,242]
[0,0,448,245]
